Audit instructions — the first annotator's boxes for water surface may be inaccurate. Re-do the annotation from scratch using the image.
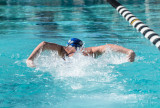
[0,0,160,107]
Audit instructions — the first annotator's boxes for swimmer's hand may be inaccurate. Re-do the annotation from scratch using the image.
[26,59,36,67]
[127,50,135,62]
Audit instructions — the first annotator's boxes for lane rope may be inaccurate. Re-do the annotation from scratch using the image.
[107,0,160,50]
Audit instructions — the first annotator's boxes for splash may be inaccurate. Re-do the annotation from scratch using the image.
[34,48,127,74]
[33,48,128,90]
[28,48,145,107]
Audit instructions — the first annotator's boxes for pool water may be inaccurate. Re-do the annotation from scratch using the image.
[0,0,160,107]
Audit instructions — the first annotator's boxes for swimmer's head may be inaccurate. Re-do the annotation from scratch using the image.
[67,38,83,48]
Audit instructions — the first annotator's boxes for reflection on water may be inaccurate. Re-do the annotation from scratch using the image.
[1,0,160,42]
[2,0,160,7]
[2,0,107,6]
[36,11,58,30]
[35,11,59,38]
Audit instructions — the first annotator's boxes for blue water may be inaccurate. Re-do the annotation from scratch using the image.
[0,0,160,107]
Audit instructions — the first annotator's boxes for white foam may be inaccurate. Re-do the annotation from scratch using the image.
[31,49,143,105]
[32,49,128,90]
[34,48,127,76]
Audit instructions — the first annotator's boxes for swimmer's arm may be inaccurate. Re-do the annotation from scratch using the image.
[89,44,135,62]
[26,41,66,67]
[84,45,107,57]
[105,44,135,62]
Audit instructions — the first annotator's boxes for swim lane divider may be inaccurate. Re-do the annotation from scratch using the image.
[107,0,160,50]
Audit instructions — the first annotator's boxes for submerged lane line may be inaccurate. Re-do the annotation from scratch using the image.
[107,0,160,50]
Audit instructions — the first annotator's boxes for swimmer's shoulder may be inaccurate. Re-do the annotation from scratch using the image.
[84,44,109,53]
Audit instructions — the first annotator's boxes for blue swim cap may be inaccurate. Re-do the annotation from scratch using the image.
[67,38,83,48]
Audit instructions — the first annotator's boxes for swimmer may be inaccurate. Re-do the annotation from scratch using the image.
[26,38,135,67]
